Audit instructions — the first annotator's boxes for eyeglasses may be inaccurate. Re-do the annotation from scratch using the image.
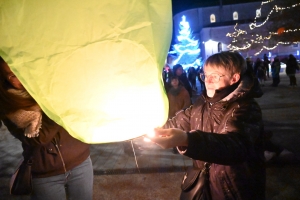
[199,73,225,83]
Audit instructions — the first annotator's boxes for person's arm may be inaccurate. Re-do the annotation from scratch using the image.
[163,101,193,131]
[146,100,194,148]
[2,113,59,146]
[295,60,300,70]
[148,99,263,165]
[276,63,281,74]
[182,100,263,165]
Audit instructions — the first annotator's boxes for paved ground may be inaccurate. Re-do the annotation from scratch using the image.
[0,73,300,200]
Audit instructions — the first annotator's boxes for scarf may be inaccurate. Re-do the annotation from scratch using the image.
[168,86,183,96]
[205,81,240,104]
[5,89,42,138]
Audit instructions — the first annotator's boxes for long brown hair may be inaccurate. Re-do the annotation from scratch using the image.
[0,56,36,117]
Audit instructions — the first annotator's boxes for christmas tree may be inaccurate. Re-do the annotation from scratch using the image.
[170,15,201,69]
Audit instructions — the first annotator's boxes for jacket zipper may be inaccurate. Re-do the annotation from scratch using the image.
[54,138,67,173]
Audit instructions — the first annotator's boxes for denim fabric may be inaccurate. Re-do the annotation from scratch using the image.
[31,156,93,200]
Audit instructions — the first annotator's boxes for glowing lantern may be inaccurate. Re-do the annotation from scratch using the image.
[0,0,172,143]
[277,27,285,35]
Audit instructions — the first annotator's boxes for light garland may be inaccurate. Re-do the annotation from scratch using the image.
[254,41,299,55]
[226,0,300,55]
[270,28,300,35]
[262,0,273,5]
[249,2,300,30]
[226,23,247,37]
[228,43,252,51]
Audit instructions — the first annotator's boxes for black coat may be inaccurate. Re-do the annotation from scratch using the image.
[286,58,299,75]
[178,73,193,98]
[164,73,265,200]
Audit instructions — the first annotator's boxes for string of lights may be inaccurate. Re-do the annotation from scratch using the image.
[253,41,298,56]
[249,0,274,30]
[226,0,300,56]
[270,28,300,35]
[250,1,300,30]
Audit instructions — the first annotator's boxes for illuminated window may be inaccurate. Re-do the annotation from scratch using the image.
[233,12,238,20]
[210,14,216,23]
[256,9,261,18]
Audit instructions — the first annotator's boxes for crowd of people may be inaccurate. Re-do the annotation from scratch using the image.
[164,54,299,97]
[248,53,299,87]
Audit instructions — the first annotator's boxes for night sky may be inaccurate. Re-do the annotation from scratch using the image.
[171,0,263,15]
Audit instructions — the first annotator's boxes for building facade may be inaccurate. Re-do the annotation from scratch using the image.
[172,1,300,62]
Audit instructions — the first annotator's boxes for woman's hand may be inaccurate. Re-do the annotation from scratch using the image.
[145,128,188,149]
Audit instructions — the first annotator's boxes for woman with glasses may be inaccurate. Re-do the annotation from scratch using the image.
[147,51,265,200]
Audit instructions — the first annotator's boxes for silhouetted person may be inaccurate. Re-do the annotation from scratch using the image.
[271,57,281,87]
[263,54,270,78]
[286,54,299,87]
[253,58,262,77]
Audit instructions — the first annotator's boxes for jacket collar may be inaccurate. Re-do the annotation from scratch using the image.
[204,71,263,104]
[204,81,239,104]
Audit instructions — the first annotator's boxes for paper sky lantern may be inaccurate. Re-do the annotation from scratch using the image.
[0,0,172,143]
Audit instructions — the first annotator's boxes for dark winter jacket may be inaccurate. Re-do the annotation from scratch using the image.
[286,57,299,75]
[3,114,90,178]
[271,60,281,78]
[164,72,265,200]
[178,73,193,98]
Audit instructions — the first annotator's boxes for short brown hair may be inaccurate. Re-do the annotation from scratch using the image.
[204,51,246,76]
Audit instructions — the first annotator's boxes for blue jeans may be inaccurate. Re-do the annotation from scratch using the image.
[31,156,93,200]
